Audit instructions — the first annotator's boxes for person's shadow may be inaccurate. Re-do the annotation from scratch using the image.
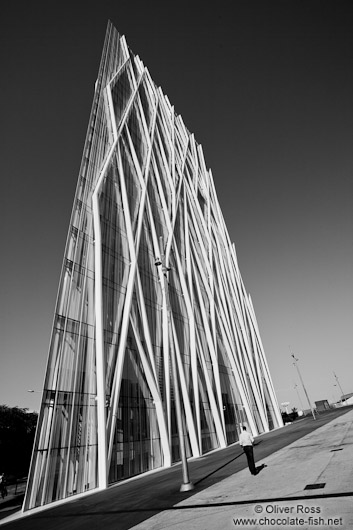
[255,464,267,475]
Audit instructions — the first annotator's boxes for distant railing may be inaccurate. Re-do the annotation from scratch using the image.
[1,478,27,498]
[13,478,27,495]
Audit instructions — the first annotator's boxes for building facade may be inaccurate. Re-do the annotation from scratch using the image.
[24,22,282,511]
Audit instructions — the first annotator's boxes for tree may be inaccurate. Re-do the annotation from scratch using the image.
[0,405,38,479]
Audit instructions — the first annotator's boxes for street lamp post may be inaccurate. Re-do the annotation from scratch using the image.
[155,239,194,492]
[333,384,340,404]
[291,354,316,420]
[333,372,344,403]
[294,384,305,412]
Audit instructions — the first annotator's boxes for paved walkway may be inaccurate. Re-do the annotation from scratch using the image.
[1,408,352,529]
[0,484,25,520]
[130,409,353,529]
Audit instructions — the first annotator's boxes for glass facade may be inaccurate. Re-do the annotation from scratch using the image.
[24,22,283,511]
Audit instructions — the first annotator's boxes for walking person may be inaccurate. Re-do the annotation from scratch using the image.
[239,426,258,475]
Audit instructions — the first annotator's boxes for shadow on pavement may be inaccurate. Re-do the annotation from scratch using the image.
[255,463,267,475]
[3,407,353,530]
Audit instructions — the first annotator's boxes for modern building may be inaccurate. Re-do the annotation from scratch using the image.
[24,21,283,511]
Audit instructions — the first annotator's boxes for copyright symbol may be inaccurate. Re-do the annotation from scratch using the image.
[254,505,263,513]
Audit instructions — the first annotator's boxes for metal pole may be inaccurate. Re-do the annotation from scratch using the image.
[291,354,316,420]
[156,239,194,492]
[169,325,194,491]
[294,384,304,411]
[333,372,345,403]
[333,385,340,404]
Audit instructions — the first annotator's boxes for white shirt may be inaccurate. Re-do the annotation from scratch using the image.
[239,430,254,447]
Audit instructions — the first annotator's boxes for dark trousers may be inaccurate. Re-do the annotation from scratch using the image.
[243,445,257,475]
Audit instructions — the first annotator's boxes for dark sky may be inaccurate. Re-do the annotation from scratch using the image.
[1,0,352,412]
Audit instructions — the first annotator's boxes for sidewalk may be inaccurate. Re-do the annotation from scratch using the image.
[0,483,26,520]
[130,409,353,530]
[1,409,352,529]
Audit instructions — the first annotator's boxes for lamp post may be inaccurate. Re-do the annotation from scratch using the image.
[294,384,305,411]
[291,354,316,420]
[333,372,344,403]
[155,238,194,492]
[333,384,341,404]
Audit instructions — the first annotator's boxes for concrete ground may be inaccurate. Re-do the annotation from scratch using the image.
[1,407,352,529]
[130,409,353,530]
